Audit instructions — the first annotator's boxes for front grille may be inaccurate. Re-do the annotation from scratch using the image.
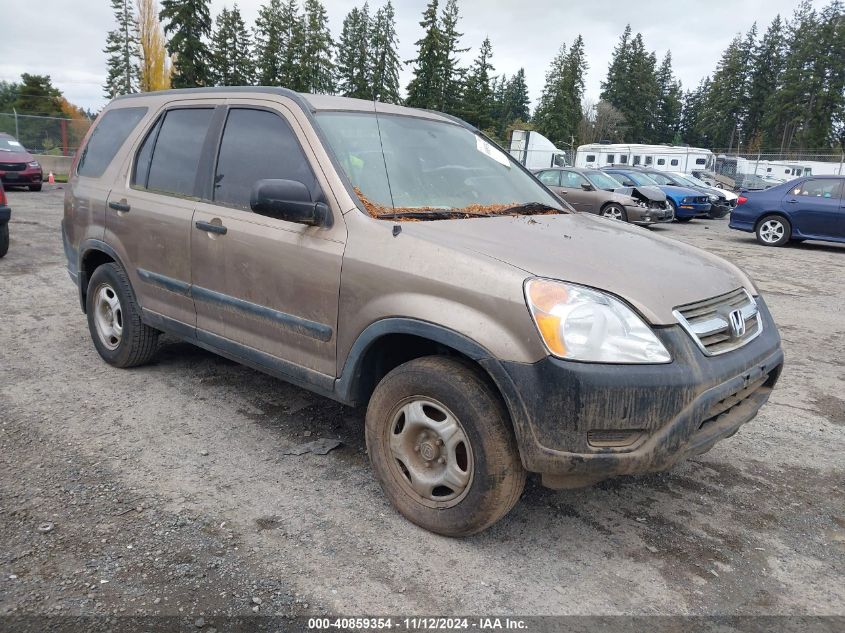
[673,287,763,356]
[0,162,26,171]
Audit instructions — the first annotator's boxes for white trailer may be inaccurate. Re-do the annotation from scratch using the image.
[509,130,568,170]
[574,143,715,173]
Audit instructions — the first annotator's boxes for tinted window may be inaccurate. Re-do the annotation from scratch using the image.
[215,108,318,209]
[145,108,214,197]
[132,117,162,188]
[537,170,560,186]
[619,155,628,164]
[606,154,615,164]
[633,155,641,165]
[585,154,595,163]
[645,156,653,165]
[77,107,147,178]
[791,179,843,198]
[657,158,666,166]
[695,158,706,165]
[670,159,679,166]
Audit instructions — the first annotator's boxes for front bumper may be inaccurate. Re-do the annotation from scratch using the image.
[0,167,42,185]
[708,202,732,219]
[489,297,783,487]
[625,204,674,225]
[675,201,711,218]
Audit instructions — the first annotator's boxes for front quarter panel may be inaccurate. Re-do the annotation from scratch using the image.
[337,210,546,374]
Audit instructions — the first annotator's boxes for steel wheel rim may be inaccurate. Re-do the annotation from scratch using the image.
[603,206,623,220]
[384,397,474,509]
[93,283,123,350]
[759,220,784,243]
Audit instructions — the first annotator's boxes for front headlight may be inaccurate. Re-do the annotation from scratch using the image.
[28,161,40,168]
[709,195,718,202]
[524,278,671,364]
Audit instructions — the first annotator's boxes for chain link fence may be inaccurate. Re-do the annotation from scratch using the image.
[0,112,92,156]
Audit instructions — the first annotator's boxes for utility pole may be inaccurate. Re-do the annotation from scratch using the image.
[12,107,19,139]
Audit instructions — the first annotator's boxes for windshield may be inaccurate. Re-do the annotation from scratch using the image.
[673,172,708,188]
[0,138,26,152]
[316,111,564,219]
[616,171,658,187]
[584,170,623,190]
[643,171,675,186]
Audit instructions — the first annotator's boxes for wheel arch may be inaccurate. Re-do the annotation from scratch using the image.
[335,318,531,453]
[77,239,127,313]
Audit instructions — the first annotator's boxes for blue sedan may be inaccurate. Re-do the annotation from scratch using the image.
[602,167,711,221]
[730,176,845,246]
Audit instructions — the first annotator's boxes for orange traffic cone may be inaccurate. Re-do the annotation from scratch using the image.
[48,172,55,184]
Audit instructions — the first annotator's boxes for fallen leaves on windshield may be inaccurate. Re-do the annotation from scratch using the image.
[354,187,560,221]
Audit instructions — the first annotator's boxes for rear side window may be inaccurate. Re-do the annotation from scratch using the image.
[77,107,147,178]
[135,108,214,197]
[791,179,843,198]
[213,108,319,209]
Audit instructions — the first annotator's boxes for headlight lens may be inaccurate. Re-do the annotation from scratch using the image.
[28,161,40,168]
[709,195,718,202]
[524,279,671,363]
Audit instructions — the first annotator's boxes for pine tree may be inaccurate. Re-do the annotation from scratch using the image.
[600,25,632,113]
[103,0,140,98]
[299,0,335,94]
[533,36,587,148]
[370,1,402,104]
[437,0,467,114]
[336,4,371,98]
[679,78,711,147]
[501,69,530,125]
[745,15,785,145]
[654,53,682,143]
[210,4,254,86]
[253,0,286,86]
[160,0,212,88]
[405,0,443,109]
[459,37,495,131]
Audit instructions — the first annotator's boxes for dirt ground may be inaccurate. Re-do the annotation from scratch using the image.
[1,185,843,623]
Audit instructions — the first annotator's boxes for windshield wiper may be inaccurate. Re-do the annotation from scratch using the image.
[492,202,567,216]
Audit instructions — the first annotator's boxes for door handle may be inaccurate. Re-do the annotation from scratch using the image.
[108,200,131,212]
[195,220,227,235]
[786,199,798,204]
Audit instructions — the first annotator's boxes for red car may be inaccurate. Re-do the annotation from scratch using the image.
[0,179,10,257]
[0,133,43,191]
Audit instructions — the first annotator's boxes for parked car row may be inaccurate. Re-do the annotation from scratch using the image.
[0,133,43,191]
[532,165,730,226]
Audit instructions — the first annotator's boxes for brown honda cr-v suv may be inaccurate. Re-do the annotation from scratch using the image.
[63,88,784,536]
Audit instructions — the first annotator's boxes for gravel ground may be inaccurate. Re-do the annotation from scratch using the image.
[1,185,843,622]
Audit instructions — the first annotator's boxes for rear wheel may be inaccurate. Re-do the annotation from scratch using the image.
[0,224,8,258]
[756,215,791,247]
[366,356,526,536]
[600,203,627,222]
[86,263,159,367]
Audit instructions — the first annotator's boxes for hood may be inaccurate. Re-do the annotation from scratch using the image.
[0,150,34,163]
[613,185,666,202]
[399,212,753,325]
[660,184,706,199]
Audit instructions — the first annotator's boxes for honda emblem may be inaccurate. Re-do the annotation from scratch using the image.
[729,309,745,338]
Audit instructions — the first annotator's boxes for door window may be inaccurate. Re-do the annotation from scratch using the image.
[537,170,561,186]
[214,108,319,209]
[134,108,215,197]
[791,179,843,199]
[561,170,589,189]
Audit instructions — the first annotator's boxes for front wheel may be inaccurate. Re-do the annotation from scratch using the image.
[669,199,691,222]
[0,223,8,258]
[366,356,526,536]
[600,203,627,222]
[756,215,791,246]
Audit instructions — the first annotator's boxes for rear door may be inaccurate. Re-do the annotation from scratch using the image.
[107,102,222,327]
[190,100,346,378]
[782,178,844,239]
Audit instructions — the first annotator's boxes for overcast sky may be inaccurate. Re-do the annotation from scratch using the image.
[0,0,829,113]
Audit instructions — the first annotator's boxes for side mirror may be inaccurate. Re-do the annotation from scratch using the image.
[250,179,328,226]
[581,182,594,191]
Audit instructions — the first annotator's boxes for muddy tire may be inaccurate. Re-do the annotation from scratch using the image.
[600,203,627,222]
[365,356,526,536]
[756,215,791,247]
[0,223,8,258]
[86,262,159,368]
